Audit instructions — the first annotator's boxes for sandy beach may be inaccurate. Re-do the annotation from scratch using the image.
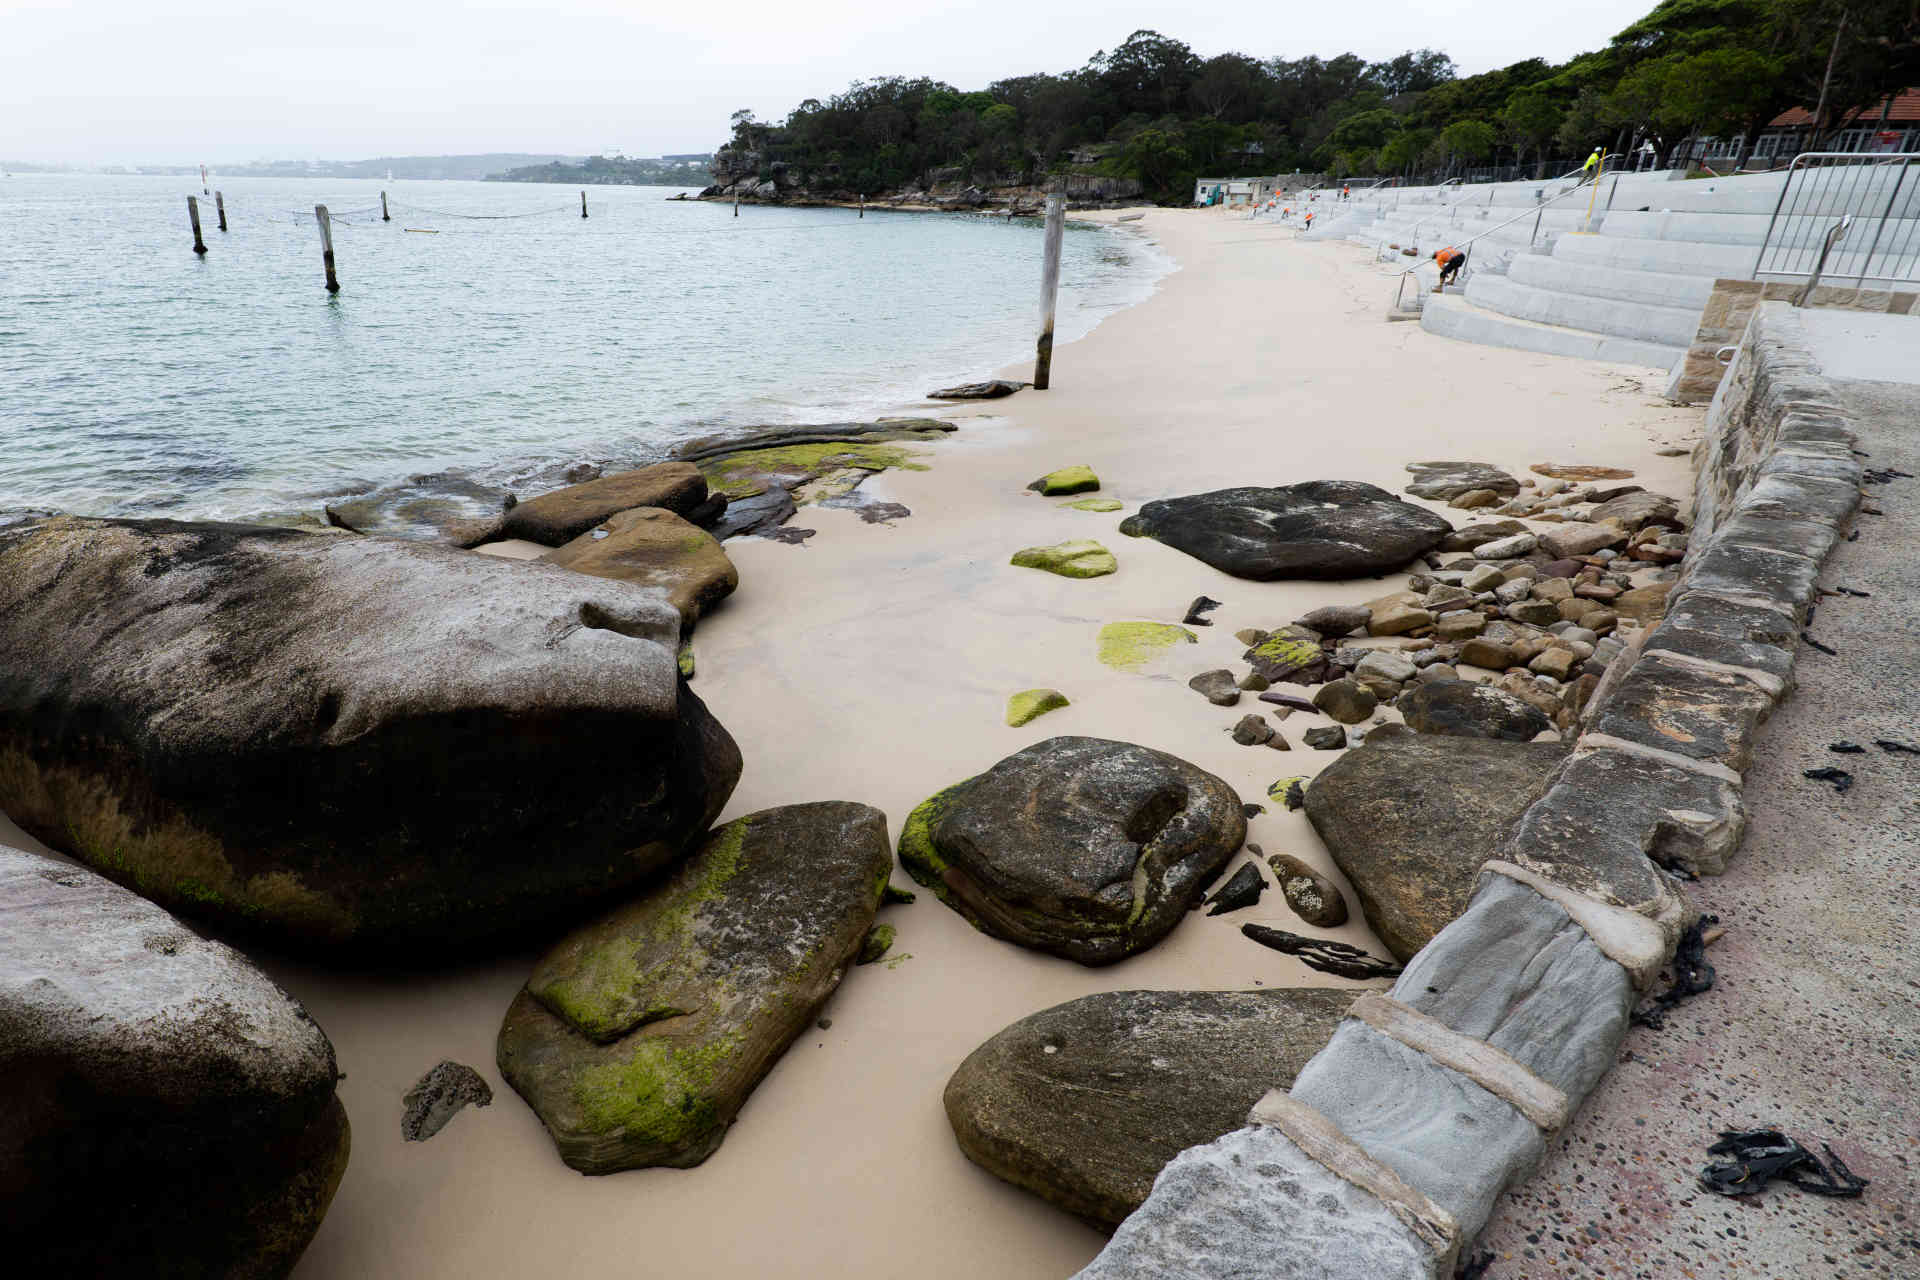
[0,207,1703,1278]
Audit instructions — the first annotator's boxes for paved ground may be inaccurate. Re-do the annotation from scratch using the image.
[1474,377,1920,1279]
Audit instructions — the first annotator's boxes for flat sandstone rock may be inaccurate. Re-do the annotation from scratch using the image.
[0,517,741,957]
[1303,735,1565,960]
[497,461,709,546]
[543,506,739,627]
[944,988,1352,1228]
[1118,482,1450,580]
[498,802,892,1173]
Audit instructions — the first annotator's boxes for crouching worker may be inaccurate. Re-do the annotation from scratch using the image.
[1433,245,1466,290]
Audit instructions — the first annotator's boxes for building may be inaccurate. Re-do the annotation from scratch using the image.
[1192,176,1300,207]
[1698,88,1919,167]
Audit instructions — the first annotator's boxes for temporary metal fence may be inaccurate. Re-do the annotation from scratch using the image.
[1754,153,1919,288]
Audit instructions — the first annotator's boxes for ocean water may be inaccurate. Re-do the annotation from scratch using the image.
[0,175,1171,523]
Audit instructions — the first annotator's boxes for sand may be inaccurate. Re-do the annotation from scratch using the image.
[0,208,1703,1278]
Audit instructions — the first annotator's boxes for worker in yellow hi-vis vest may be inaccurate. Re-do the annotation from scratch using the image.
[1581,147,1602,183]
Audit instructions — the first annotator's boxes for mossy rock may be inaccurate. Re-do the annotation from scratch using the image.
[1096,622,1196,672]
[896,737,1245,965]
[1243,632,1330,684]
[497,802,892,1173]
[1006,688,1071,727]
[1010,540,1117,579]
[543,507,739,628]
[695,441,930,500]
[1029,466,1100,496]
[1065,498,1123,513]
[677,642,696,679]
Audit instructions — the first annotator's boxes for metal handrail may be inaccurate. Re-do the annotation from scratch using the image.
[1793,216,1852,305]
[1754,151,1919,286]
[1382,164,1598,262]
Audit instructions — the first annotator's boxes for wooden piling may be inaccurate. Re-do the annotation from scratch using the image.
[859,193,864,219]
[187,196,208,255]
[315,204,339,293]
[215,191,227,231]
[381,190,391,222]
[581,190,589,219]
[734,191,740,218]
[1032,194,1065,390]
[200,164,209,195]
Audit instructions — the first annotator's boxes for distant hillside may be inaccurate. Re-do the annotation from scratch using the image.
[227,154,583,181]
[487,155,711,186]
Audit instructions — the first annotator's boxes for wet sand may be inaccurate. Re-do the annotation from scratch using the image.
[1,208,1703,1278]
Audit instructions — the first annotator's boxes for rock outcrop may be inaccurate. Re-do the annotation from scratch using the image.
[1396,678,1553,742]
[542,507,739,628]
[498,803,892,1172]
[0,517,741,957]
[1118,482,1450,580]
[0,842,349,1277]
[1302,736,1564,960]
[943,988,1351,1228]
[898,737,1244,964]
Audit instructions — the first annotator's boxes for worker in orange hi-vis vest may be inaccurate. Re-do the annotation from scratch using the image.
[1304,209,1315,231]
[1433,245,1467,290]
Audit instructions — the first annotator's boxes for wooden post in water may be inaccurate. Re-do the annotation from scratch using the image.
[215,191,227,231]
[381,190,391,222]
[581,190,589,219]
[187,196,208,255]
[1032,194,1065,390]
[734,191,740,218]
[859,193,864,219]
[200,164,209,195]
[315,204,339,293]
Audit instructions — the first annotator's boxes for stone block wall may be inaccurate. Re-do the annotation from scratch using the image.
[1666,278,1916,404]
[1076,302,1863,1280]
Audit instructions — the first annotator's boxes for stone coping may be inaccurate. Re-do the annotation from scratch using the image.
[1075,300,1862,1278]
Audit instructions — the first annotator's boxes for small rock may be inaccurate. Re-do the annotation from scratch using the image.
[1028,466,1100,496]
[1403,462,1521,501]
[1295,604,1371,638]
[1448,488,1501,510]
[1354,650,1417,684]
[1204,863,1266,915]
[1530,577,1573,602]
[857,923,897,965]
[1441,520,1531,553]
[1505,599,1563,626]
[402,1061,494,1142]
[1006,689,1071,727]
[1654,446,1690,457]
[1590,491,1679,532]
[1530,463,1633,481]
[1182,596,1223,625]
[1236,671,1271,691]
[1188,670,1242,706]
[1242,632,1330,683]
[881,883,917,905]
[1266,854,1348,928]
[1312,679,1377,724]
[931,379,1025,399]
[1241,803,1265,818]
[1235,628,1269,647]
[1434,610,1486,641]
[1528,648,1579,680]
[1270,778,1307,810]
[1539,522,1626,559]
[1462,563,1507,592]
[1367,603,1434,637]
[1459,638,1517,670]
[1231,715,1276,747]
[1010,540,1117,579]
[1416,662,1460,683]
[817,1017,833,1030]
[1066,497,1124,512]
[1476,532,1538,560]
[1303,725,1347,750]
[1397,680,1551,741]
[1494,578,1532,605]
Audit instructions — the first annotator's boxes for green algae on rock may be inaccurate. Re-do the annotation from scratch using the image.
[1028,465,1100,496]
[697,440,930,500]
[497,802,892,1173]
[1243,631,1331,684]
[1065,497,1123,512]
[1006,688,1071,727]
[1010,540,1117,579]
[896,736,1245,965]
[1096,622,1197,672]
[857,922,897,965]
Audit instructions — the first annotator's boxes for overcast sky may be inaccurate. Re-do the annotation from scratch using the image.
[6,1,1656,165]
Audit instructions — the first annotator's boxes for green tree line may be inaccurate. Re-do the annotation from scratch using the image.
[713,1,1917,202]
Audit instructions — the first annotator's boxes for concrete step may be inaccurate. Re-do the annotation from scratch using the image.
[1419,292,1686,372]
[1550,234,1757,278]
[1464,275,1703,346]
[1506,254,1717,310]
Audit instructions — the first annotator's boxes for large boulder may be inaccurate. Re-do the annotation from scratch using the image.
[325,471,516,543]
[1303,736,1564,960]
[898,737,1245,965]
[0,842,349,1277]
[943,988,1352,1229]
[1118,482,1450,580]
[496,462,708,546]
[1397,678,1553,742]
[497,802,891,1173]
[542,507,739,628]
[0,517,741,957]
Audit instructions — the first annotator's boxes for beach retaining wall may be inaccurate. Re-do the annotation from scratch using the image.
[1076,300,1864,1280]
[1668,280,1918,404]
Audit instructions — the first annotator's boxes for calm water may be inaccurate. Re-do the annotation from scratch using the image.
[0,175,1170,523]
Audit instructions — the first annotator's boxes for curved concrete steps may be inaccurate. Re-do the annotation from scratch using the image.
[1506,255,1718,310]
[1464,275,1705,347]
[1420,293,1685,372]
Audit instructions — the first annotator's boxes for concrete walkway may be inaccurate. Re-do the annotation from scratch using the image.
[1474,377,1919,1278]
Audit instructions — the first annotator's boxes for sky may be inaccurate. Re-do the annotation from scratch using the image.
[4,0,1659,166]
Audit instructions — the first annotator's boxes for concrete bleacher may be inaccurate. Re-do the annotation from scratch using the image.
[1259,164,1918,376]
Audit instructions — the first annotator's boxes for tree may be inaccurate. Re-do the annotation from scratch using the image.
[1439,119,1497,166]
[1094,30,1201,117]
[1122,128,1193,192]
[1501,89,1565,172]
[1190,53,1268,120]
[1327,108,1402,154]
[1371,48,1459,96]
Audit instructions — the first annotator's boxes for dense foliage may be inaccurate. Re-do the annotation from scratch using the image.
[714,3,1916,201]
